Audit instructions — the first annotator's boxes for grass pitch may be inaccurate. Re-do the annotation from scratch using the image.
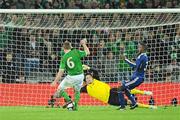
[0,106,179,120]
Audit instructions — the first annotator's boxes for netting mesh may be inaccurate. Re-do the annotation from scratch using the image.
[0,11,180,106]
[0,13,179,29]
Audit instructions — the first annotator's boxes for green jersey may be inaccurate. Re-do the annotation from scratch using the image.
[59,49,87,75]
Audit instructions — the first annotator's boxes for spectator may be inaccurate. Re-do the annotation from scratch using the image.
[172,0,180,8]
[146,31,156,61]
[118,43,131,81]
[75,0,85,9]
[119,2,126,9]
[2,50,16,83]
[105,33,116,54]
[160,34,171,64]
[134,0,145,8]
[51,29,60,53]
[13,28,27,82]
[90,0,99,9]
[91,33,99,45]
[90,39,106,73]
[104,3,110,9]
[16,0,26,9]
[43,0,53,9]
[52,0,66,9]
[34,0,43,9]
[43,33,52,56]
[125,33,136,59]
[126,0,135,8]
[110,0,119,9]
[112,30,123,55]
[26,1,34,9]
[165,1,173,8]
[0,26,8,50]
[145,0,153,8]
[0,0,11,9]
[67,0,77,9]
[40,31,53,73]
[46,53,59,77]
[96,40,107,62]
[175,28,180,62]
[102,51,118,81]
[6,15,18,26]
[170,49,177,64]
[10,2,16,9]
[0,0,179,9]
[24,32,41,78]
[134,29,142,42]
[151,60,163,82]
[166,59,180,82]
[154,0,162,8]
[16,71,25,83]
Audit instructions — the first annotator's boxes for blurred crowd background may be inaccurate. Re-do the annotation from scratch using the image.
[0,0,179,83]
[0,13,179,83]
[0,0,180,9]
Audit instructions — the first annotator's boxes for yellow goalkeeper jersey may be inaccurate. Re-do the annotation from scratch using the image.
[87,79,111,103]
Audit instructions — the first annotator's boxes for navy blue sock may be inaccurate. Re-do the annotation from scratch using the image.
[118,91,125,108]
[125,89,136,105]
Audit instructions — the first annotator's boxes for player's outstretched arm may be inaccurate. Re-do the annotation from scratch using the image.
[120,54,136,67]
[51,69,64,86]
[82,64,90,70]
[80,38,90,55]
[82,64,100,80]
[125,58,136,67]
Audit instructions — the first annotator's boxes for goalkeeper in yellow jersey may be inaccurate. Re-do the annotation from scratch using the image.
[81,65,157,109]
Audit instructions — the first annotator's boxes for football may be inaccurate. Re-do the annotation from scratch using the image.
[67,102,74,111]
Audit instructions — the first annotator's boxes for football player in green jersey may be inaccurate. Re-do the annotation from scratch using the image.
[51,39,90,111]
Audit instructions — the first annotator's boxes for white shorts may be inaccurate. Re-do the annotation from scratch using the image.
[58,74,84,91]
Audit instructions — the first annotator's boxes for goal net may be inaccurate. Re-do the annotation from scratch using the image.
[0,9,180,107]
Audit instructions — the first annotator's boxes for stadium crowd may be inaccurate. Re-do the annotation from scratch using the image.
[0,12,179,83]
[0,0,179,83]
[0,0,180,9]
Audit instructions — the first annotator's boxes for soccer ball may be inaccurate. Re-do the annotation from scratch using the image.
[67,102,74,111]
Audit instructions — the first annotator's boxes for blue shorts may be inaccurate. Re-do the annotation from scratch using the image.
[122,77,144,90]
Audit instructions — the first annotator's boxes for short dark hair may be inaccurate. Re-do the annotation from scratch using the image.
[84,72,93,82]
[139,41,147,50]
[63,41,72,50]
[85,72,93,77]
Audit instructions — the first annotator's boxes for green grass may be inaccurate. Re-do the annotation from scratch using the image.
[0,106,180,120]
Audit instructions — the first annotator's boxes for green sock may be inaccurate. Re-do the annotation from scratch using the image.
[59,90,71,102]
[74,91,80,110]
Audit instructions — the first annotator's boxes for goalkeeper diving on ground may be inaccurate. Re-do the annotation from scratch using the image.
[80,65,157,109]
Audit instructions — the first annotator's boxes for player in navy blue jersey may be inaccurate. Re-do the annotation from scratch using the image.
[117,42,148,110]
